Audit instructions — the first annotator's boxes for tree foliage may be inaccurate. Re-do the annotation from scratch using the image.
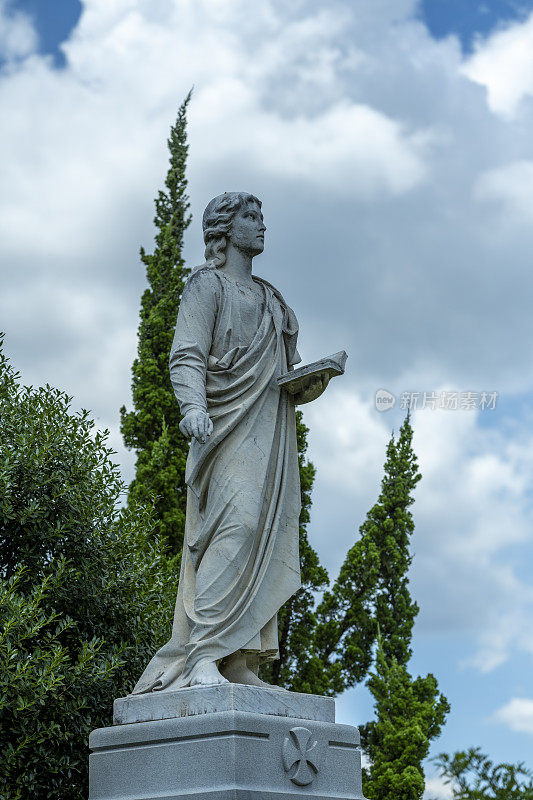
[284,414,423,697]
[350,417,450,800]
[270,414,449,796]
[362,632,450,800]
[0,338,176,800]
[433,749,533,800]
[120,93,192,555]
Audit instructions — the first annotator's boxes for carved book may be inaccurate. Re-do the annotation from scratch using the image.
[278,350,348,404]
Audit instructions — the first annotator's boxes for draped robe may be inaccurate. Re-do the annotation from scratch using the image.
[133,264,302,693]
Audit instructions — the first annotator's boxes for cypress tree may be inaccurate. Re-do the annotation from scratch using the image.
[285,412,449,800]
[290,413,448,793]
[363,633,450,800]
[371,414,420,666]
[120,93,192,554]
[303,522,380,695]
[297,414,422,696]
[354,416,450,798]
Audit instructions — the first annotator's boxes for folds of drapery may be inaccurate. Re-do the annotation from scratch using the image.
[132,266,302,694]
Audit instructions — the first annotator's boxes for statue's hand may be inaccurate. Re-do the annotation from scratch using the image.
[179,409,213,443]
[294,373,330,405]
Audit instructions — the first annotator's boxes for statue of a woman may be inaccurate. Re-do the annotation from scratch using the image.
[133,191,307,693]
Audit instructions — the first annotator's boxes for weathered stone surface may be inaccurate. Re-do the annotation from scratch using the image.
[114,683,335,725]
[132,192,347,694]
[89,706,363,800]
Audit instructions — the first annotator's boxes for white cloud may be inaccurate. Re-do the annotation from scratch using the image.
[0,0,428,273]
[425,774,454,800]
[410,406,533,671]
[475,161,533,223]
[304,385,391,573]
[462,13,533,117]
[0,279,135,418]
[306,385,392,497]
[2,0,533,698]
[194,95,428,197]
[2,0,533,401]
[493,697,533,734]
[0,0,37,60]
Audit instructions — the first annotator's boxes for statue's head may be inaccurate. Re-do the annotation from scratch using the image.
[202,191,265,267]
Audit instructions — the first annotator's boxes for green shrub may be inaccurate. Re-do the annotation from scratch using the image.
[0,339,177,799]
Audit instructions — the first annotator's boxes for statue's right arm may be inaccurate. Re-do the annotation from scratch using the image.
[169,271,217,440]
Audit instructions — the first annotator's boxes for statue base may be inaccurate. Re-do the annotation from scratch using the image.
[89,684,365,800]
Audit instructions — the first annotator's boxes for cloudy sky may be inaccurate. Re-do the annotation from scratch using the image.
[2,0,533,783]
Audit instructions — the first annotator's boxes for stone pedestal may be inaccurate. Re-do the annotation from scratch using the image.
[89,685,365,800]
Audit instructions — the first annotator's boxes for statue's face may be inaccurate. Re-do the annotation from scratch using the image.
[229,201,266,256]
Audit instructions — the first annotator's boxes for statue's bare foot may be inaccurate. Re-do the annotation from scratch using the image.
[220,653,286,690]
[189,660,229,687]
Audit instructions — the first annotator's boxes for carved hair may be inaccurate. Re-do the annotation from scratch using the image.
[202,191,261,267]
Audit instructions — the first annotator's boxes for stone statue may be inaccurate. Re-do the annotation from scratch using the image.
[90,194,358,799]
[132,192,342,695]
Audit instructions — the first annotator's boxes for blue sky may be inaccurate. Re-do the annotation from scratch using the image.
[2,0,533,788]
[4,0,81,66]
[422,0,533,49]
